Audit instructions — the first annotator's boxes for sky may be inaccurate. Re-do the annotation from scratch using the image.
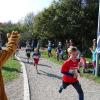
[0,0,54,23]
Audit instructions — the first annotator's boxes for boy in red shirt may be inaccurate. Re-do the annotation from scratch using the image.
[59,46,84,100]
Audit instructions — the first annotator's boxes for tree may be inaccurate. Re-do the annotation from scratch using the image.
[18,12,35,41]
[33,0,99,50]
[0,22,22,45]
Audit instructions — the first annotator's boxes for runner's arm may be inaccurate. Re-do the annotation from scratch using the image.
[61,60,73,76]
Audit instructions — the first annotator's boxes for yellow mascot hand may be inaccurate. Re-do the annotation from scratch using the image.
[0,31,20,100]
[0,31,20,66]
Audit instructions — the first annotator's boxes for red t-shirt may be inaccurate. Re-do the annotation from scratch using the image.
[61,59,79,83]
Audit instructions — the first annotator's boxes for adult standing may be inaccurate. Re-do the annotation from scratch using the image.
[89,39,97,74]
[47,41,52,57]
[65,40,70,49]
[69,39,74,47]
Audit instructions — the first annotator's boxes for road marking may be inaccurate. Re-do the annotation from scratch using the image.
[15,55,30,100]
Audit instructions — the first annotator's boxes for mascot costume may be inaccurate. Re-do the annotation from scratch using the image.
[0,31,20,100]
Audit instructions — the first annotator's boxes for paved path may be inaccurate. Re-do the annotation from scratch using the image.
[5,73,23,100]
[19,50,100,100]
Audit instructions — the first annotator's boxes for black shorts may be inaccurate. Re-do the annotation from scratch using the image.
[48,50,51,53]
[26,53,30,58]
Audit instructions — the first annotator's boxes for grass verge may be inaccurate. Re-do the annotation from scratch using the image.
[2,58,21,82]
[41,49,64,65]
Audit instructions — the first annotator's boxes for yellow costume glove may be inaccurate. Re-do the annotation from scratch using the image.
[0,31,20,67]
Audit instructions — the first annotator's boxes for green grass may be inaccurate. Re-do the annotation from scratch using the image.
[86,58,92,62]
[83,73,100,83]
[2,58,21,82]
[41,49,64,65]
[41,49,100,84]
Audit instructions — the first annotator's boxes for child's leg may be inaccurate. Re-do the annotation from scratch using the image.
[61,54,63,60]
[92,61,96,74]
[36,64,38,73]
[49,50,52,57]
[57,54,59,61]
[33,59,35,66]
[59,81,70,93]
[72,81,84,100]
[26,53,30,63]
[50,51,52,57]
[33,63,35,66]
[35,59,39,73]
[83,67,86,73]
[27,57,29,62]
[48,51,50,57]
[84,64,88,72]
[28,57,30,63]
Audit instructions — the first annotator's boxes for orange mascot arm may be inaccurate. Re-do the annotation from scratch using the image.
[0,31,20,67]
[0,31,20,100]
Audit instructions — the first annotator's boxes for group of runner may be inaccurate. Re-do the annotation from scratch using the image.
[25,43,41,73]
[25,39,97,75]
[24,39,97,100]
[47,39,97,74]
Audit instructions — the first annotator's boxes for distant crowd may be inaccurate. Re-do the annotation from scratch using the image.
[24,38,97,75]
[22,38,97,100]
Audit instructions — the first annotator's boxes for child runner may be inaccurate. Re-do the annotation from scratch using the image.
[32,48,41,73]
[56,47,63,61]
[26,44,31,63]
[59,46,84,100]
[89,45,96,74]
[80,55,87,73]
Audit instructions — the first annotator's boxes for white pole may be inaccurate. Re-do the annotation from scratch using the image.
[95,0,100,76]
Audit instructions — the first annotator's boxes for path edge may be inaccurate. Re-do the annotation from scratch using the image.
[15,55,30,100]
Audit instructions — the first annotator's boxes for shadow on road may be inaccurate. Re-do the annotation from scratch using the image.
[18,56,27,60]
[39,70,61,80]
[22,61,33,64]
[2,67,22,73]
[38,64,52,68]
[21,60,52,69]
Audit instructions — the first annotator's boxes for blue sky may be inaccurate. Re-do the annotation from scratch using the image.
[0,0,54,23]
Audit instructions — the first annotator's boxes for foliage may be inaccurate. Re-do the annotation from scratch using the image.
[0,12,34,44]
[0,22,21,45]
[0,0,99,49]
[33,0,99,50]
